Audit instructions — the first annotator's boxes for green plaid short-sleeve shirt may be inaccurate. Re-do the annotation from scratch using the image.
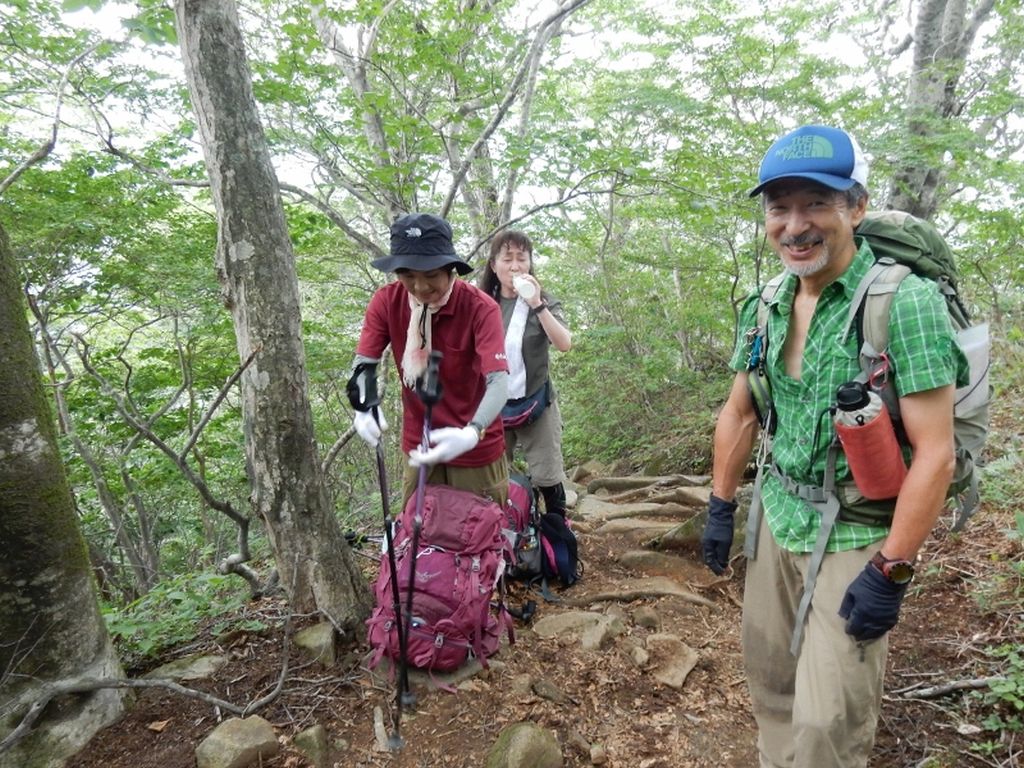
[729,240,969,553]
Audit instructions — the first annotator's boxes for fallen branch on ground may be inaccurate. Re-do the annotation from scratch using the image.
[558,586,714,608]
[1,610,296,754]
[0,676,246,754]
[902,676,1008,700]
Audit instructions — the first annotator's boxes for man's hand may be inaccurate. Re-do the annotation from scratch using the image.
[838,561,908,642]
[353,409,386,448]
[701,494,738,575]
[408,426,479,467]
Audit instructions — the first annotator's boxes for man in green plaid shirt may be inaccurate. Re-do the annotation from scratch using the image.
[700,125,968,768]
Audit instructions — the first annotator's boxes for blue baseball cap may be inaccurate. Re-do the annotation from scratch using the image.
[749,125,869,197]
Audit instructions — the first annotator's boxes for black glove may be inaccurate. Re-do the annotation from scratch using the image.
[838,561,908,642]
[701,494,738,575]
[346,362,379,412]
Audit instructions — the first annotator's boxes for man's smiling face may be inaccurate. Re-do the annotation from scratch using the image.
[762,180,866,280]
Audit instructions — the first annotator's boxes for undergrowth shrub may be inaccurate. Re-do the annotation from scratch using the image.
[103,571,265,669]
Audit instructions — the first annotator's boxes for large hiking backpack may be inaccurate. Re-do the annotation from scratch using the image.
[503,473,581,599]
[744,210,991,656]
[748,210,990,531]
[366,485,513,673]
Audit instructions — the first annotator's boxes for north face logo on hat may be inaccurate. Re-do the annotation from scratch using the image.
[405,227,422,238]
[777,135,834,161]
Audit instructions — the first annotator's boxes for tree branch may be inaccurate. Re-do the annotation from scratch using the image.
[180,346,259,459]
[71,331,254,593]
[321,427,359,476]
[277,182,386,259]
[902,675,1008,700]
[0,43,100,197]
[441,0,594,217]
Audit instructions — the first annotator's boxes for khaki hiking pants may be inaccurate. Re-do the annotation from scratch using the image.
[742,514,888,768]
[401,454,509,509]
[504,397,567,488]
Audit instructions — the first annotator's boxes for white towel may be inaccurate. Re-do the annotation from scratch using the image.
[504,297,530,398]
[401,280,455,388]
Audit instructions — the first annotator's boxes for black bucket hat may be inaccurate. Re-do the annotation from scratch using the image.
[370,213,472,275]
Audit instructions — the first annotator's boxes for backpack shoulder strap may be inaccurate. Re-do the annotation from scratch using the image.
[749,271,788,373]
[745,272,788,432]
[842,258,912,367]
[756,271,788,331]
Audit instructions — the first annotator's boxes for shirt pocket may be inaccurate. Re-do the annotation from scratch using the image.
[440,342,479,381]
[822,338,863,397]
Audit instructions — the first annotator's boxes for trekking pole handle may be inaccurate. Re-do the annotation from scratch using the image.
[415,350,444,406]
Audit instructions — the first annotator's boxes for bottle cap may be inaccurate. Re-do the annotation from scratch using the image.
[836,381,870,411]
[513,275,536,301]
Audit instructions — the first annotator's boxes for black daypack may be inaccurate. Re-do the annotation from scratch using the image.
[538,511,580,588]
[504,473,581,600]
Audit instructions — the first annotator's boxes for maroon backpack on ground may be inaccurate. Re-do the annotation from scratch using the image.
[366,484,513,673]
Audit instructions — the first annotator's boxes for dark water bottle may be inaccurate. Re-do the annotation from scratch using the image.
[834,381,908,500]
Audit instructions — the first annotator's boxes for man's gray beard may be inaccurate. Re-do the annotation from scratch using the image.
[784,247,830,277]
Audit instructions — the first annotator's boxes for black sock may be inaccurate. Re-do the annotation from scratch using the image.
[539,483,567,517]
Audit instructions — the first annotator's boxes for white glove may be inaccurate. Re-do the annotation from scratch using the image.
[353,408,387,447]
[408,425,480,467]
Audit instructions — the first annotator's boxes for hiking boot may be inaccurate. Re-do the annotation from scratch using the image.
[539,483,567,518]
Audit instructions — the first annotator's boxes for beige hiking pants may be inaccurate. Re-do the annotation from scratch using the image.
[504,397,566,488]
[742,515,888,768]
[401,454,509,509]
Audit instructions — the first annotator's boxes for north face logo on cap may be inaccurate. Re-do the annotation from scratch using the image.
[405,227,422,238]
[777,135,834,161]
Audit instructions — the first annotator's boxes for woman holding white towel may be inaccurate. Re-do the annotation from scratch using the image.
[479,231,572,517]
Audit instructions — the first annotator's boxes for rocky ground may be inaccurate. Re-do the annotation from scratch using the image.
[66,470,1022,768]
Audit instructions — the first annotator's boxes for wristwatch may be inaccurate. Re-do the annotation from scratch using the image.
[529,300,548,316]
[468,421,486,440]
[870,551,915,585]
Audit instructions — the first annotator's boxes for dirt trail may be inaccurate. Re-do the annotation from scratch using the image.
[67,475,1011,767]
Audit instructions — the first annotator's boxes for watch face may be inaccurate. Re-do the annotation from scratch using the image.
[885,560,915,585]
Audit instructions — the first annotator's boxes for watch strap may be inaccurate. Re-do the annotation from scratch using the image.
[870,551,915,584]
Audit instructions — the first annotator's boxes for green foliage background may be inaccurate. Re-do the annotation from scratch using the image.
[1,2,1023,751]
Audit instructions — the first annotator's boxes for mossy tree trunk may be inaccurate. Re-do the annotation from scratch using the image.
[0,224,128,768]
[175,0,371,630]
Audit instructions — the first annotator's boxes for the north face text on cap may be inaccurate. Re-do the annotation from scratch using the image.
[776,135,835,161]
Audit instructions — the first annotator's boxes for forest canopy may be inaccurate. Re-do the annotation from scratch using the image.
[1,0,1021,658]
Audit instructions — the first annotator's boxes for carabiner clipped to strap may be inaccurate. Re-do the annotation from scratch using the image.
[745,326,765,371]
[867,352,891,391]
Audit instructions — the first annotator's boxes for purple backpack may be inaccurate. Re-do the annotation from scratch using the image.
[366,485,513,673]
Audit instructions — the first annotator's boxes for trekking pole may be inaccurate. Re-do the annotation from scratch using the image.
[349,363,407,750]
[375,437,409,751]
[399,350,443,712]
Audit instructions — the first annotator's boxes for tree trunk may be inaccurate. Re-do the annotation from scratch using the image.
[0,223,128,768]
[889,0,996,217]
[175,0,371,630]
